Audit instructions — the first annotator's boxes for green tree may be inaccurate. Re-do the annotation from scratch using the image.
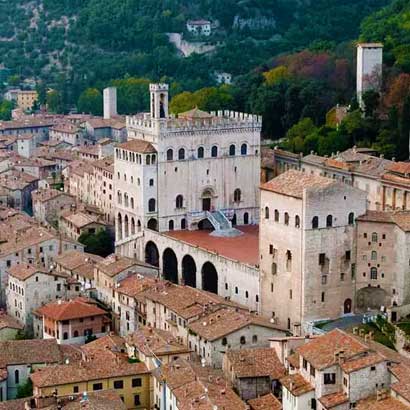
[16,378,33,399]
[46,90,64,113]
[362,90,380,118]
[0,100,14,120]
[111,77,150,114]
[78,230,114,257]
[77,87,103,115]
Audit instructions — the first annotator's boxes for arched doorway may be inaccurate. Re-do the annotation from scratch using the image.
[163,248,178,284]
[231,214,237,226]
[244,212,249,225]
[356,287,388,311]
[182,255,196,288]
[147,218,158,231]
[198,219,214,231]
[344,298,352,314]
[202,262,218,294]
[145,241,159,267]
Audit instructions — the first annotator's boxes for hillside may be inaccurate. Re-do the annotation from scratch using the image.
[0,0,390,106]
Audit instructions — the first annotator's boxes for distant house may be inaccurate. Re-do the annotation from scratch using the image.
[36,297,110,345]
[186,20,211,36]
[0,313,23,341]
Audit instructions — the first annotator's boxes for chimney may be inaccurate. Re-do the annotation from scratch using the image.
[103,87,117,120]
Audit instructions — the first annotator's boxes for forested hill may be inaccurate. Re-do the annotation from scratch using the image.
[0,0,389,103]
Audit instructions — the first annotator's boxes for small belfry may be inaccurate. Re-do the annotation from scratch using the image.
[149,83,169,120]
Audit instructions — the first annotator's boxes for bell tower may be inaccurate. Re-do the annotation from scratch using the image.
[150,83,169,120]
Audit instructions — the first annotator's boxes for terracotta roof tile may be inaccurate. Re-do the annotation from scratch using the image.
[154,358,246,410]
[96,254,148,277]
[356,396,410,410]
[55,250,103,271]
[280,373,314,397]
[0,339,63,368]
[248,394,282,410]
[260,170,336,198]
[341,352,385,373]
[117,139,156,154]
[296,329,368,370]
[126,327,191,357]
[225,348,285,379]
[188,307,279,341]
[0,312,23,331]
[318,391,349,408]
[287,352,300,369]
[7,263,50,281]
[36,297,107,321]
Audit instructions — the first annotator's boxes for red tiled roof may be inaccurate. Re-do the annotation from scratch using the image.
[36,298,107,321]
[248,394,282,410]
[260,170,336,199]
[225,348,285,379]
[356,396,410,410]
[280,373,314,397]
[296,329,368,370]
[117,139,156,154]
[319,391,349,408]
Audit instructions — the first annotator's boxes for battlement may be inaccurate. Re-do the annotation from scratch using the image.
[149,83,169,92]
[126,110,262,134]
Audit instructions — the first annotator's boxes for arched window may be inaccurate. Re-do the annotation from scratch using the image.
[284,212,289,225]
[371,251,377,260]
[295,215,300,228]
[348,212,354,225]
[151,155,156,164]
[178,148,185,160]
[252,335,257,344]
[73,330,79,337]
[167,149,173,161]
[371,267,378,280]
[63,332,68,340]
[241,143,248,155]
[222,337,227,346]
[229,144,236,156]
[312,216,319,229]
[197,147,204,158]
[14,370,19,384]
[146,155,151,165]
[117,191,122,204]
[148,198,156,212]
[124,194,129,207]
[176,195,184,209]
[137,220,142,231]
[234,189,241,202]
[272,263,277,275]
[149,179,154,186]
[181,218,187,230]
[372,232,378,242]
[211,145,218,157]
[265,207,269,219]
[274,210,279,222]
[326,215,333,227]
[168,220,174,231]
[240,336,246,345]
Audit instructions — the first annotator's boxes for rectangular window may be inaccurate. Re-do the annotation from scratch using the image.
[303,359,307,370]
[345,251,351,261]
[73,386,79,393]
[132,378,142,387]
[319,253,326,265]
[321,275,327,285]
[93,383,103,391]
[57,284,61,291]
[324,373,336,385]
[134,394,141,406]
[310,366,315,377]
[269,244,273,255]
[289,289,292,300]
[114,380,124,389]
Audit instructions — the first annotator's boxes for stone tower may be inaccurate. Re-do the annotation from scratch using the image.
[103,87,117,119]
[150,83,169,120]
[356,43,383,107]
